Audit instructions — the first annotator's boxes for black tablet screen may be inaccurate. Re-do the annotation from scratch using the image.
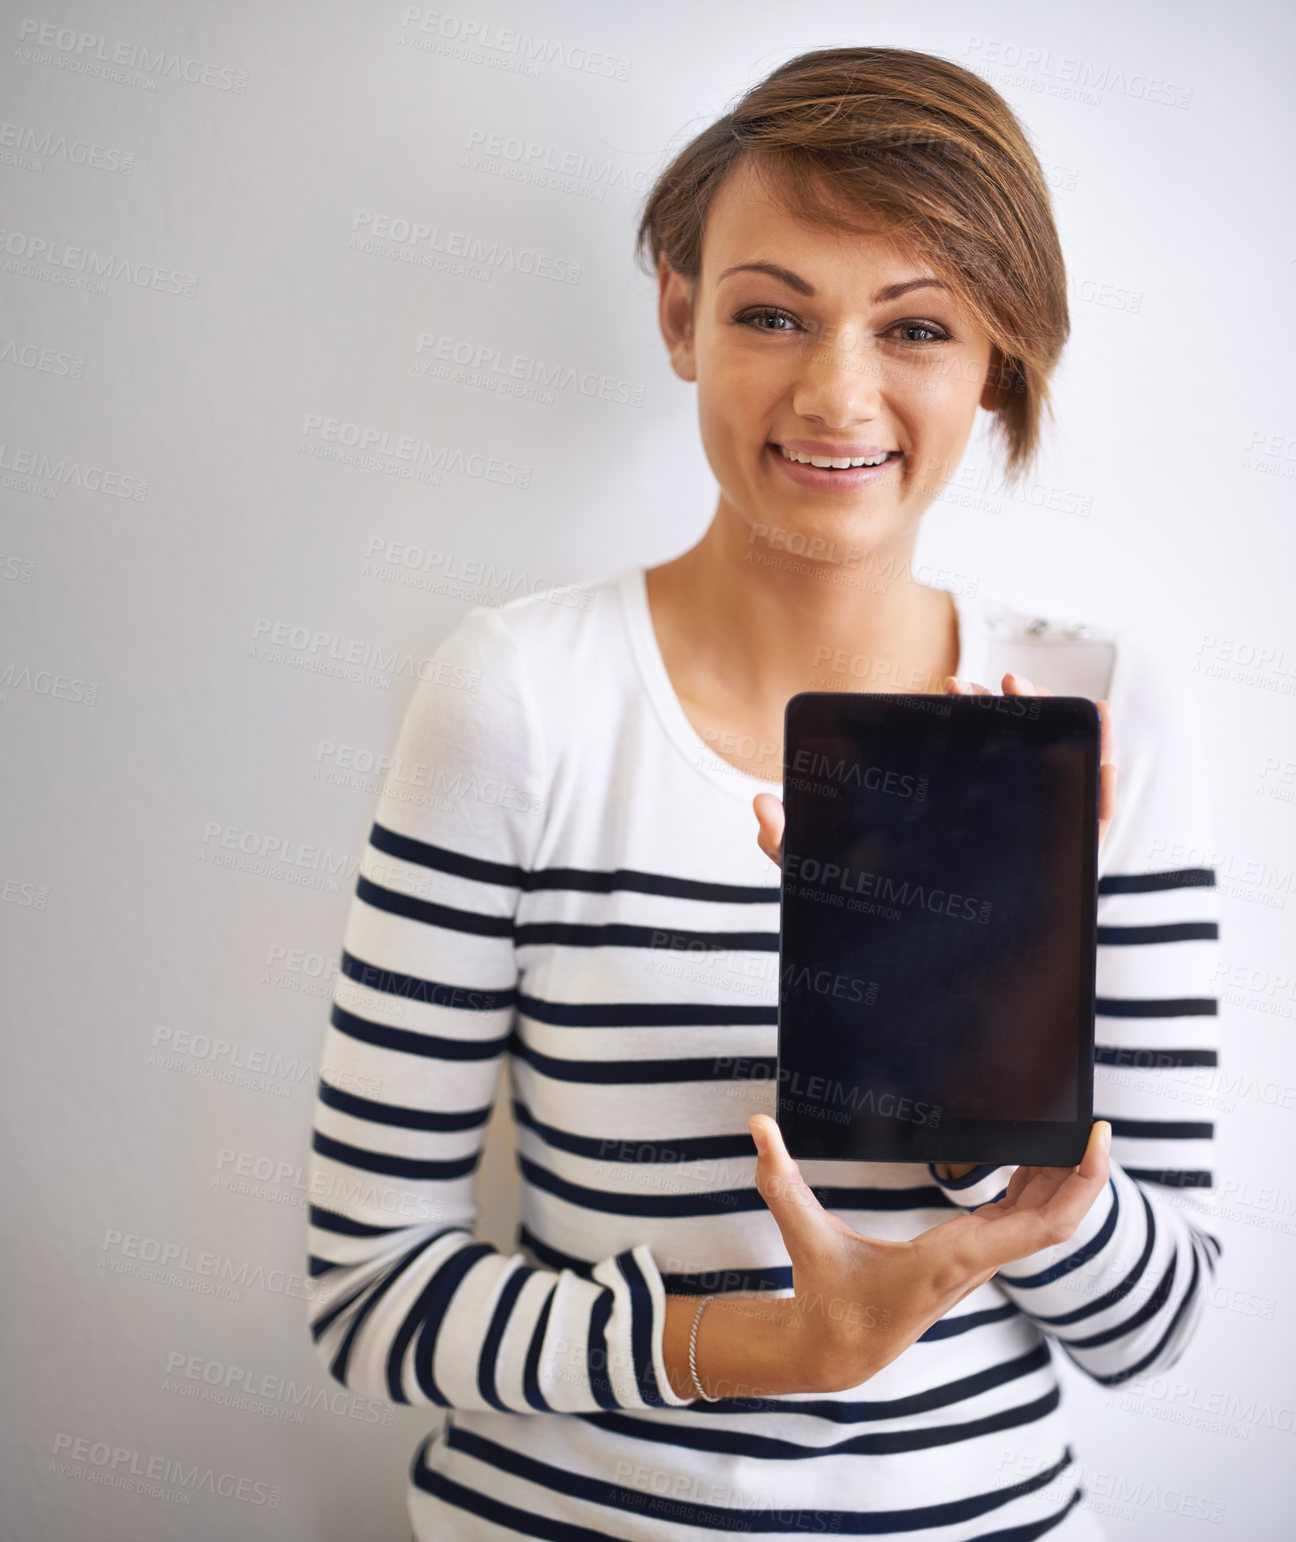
[777,692,1098,1162]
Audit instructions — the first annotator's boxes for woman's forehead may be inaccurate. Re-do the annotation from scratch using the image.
[699,161,927,286]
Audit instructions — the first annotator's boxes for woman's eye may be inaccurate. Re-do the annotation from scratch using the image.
[890,321,950,344]
[738,307,798,332]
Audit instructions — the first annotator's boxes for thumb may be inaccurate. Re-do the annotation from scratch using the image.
[752,793,784,868]
[748,1114,828,1258]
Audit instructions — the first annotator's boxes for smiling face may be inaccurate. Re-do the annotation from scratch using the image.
[659,156,1001,562]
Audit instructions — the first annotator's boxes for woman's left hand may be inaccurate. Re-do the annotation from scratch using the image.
[752,671,1119,1182]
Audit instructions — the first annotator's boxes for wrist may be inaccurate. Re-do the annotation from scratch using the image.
[663,1292,800,1401]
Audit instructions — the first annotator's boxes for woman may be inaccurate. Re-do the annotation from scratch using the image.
[305,47,1222,1540]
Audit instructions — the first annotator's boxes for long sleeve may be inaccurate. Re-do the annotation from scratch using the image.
[303,604,691,1414]
[929,626,1222,1385]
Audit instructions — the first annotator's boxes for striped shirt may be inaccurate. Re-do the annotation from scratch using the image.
[305,563,1222,1540]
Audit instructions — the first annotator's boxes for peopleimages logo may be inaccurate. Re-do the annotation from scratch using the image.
[784,851,993,924]
[780,962,877,1004]
[50,1433,279,1506]
[789,748,927,800]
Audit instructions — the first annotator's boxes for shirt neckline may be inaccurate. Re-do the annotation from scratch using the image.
[614,563,985,802]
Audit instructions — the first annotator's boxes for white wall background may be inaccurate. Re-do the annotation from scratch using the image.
[3,1,1294,1537]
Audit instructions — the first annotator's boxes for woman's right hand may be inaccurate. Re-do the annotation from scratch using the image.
[745,1110,1111,1394]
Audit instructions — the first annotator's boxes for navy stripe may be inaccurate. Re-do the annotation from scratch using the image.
[441,1424,1074,1532]
[513,1098,754,1162]
[522,864,778,903]
[1030,1185,1157,1328]
[520,1224,797,1296]
[320,1080,493,1132]
[308,1203,412,1238]
[973,1489,1083,1540]
[370,854,778,906]
[1097,922,1218,945]
[476,1265,535,1410]
[1108,1117,1213,1140]
[586,1288,618,1410]
[311,1274,383,1341]
[1001,1181,1118,1289]
[521,1281,557,1413]
[520,1153,762,1217]
[583,1385,1061,1458]
[357,873,513,936]
[918,1302,1020,1341]
[330,1000,509,1060]
[369,835,778,907]
[615,1248,667,1407]
[518,1153,950,1218]
[935,1162,1000,1192]
[329,1233,446,1387]
[1068,1251,1177,1351]
[384,1238,486,1404]
[515,920,777,952]
[412,1460,623,1540]
[410,1243,496,1404]
[1126,1167,1213,1187]
[1099,868,1216,894]
[1096,996,1217,1018]
[518,1225,596,1278]
[313,1128,479,1181]
[516,1102,960,1181]
[340,947,515,1012]
[369,821,523,887]
[1090,1239,1204,1386]
[511,1034,772,1084]
[411,1460,1083,1542]
[1094,1045,1217,1068]
[517,993,776,1028]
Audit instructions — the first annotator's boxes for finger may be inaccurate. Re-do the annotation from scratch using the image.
[942,675,965,695]
[1000,1163,1037,1207]
[752,793,785,868]
[1092,700,1118,852]
[1098,760,1118,851]
[1076,1119,1112,1183]
[748,1114,830,1257]
[958,1125,1111,1269]
[1003,672,1053,697]
[994,1165,1066,1213]
[977,1164,1059,1220]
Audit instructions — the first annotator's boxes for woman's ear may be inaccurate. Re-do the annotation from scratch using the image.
[658,255,698,383]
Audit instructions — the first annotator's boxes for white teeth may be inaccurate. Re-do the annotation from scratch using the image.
[778,446,893,468]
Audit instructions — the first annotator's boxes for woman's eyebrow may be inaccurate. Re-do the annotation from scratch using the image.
[716,261,945,304]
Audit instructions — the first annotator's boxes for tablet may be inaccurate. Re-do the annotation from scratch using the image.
[776,690,1100,1167]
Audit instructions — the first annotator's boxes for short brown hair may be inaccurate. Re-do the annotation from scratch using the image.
[634,46,1070,489]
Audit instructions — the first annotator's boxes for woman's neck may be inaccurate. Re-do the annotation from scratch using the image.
[644,518,960,729]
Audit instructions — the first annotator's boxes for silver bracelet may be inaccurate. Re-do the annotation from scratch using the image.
[687,1293,723,1401]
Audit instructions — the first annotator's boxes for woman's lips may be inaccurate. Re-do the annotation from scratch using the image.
[767,443,902,489]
